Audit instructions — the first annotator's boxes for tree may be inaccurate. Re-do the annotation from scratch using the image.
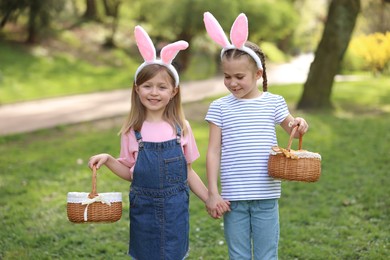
[297,0,361,110]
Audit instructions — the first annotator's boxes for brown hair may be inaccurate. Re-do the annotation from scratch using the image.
[119,64,187,135]
[222,41,268,92]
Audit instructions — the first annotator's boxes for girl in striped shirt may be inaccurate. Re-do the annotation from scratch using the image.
[203,12,309,259]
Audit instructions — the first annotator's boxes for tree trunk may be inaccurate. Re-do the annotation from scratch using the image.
[84,0,99,20]
[102,0,121,48]
[380,0,390,33]
[26,0,41,44]
[0,10,12,28]
[176,31,192,72]
[297,0,361,110]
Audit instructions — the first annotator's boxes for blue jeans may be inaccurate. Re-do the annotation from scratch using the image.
[224,199,279,260]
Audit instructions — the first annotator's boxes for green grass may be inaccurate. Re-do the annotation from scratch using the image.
[1,77,389,259]
[0,41,137,104]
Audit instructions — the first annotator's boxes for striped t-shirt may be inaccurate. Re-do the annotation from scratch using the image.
[205,92,290,201]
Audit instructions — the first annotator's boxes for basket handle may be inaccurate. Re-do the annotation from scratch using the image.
[88,165,99,199]
[286,125,303,151]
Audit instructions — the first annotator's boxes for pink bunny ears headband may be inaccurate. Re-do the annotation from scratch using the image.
[134,26,189,87]
[203,12,263,70]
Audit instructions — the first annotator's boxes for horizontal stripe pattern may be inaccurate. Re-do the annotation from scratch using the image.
[205,92,289,201]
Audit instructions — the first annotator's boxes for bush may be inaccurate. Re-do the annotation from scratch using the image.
[347,32,390,75]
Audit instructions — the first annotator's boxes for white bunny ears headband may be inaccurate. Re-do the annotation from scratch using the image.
[203,12,263,70]
[134,26,189,87]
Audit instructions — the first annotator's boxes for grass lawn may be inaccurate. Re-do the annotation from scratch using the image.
[0,41,138,105]
[1,77,389,259]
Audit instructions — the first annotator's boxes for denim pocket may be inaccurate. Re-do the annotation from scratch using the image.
[229,201,239,210]
[164,156,184,183]
[257,199,277,210]
[129,191,137,208]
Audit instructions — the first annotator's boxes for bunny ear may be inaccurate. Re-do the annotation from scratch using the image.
[160,40,189,64]
[134,25,156,62]
[230,13,248,48]
[203,12,230,48]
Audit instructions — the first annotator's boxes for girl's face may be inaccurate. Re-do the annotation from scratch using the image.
[135,70,177,119]
[222,55,262,99]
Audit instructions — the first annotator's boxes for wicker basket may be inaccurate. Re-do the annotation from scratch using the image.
[268,126,321,182]
[67,166,122,223]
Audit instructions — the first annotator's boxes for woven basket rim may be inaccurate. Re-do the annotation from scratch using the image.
[67,192,122,203]
[270,148,321,159]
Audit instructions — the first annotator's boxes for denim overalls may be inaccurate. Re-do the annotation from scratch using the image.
[128,126,189,260]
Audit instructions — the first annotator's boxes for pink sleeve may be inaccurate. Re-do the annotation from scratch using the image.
[182,121,200,164]
[117,131,139,174]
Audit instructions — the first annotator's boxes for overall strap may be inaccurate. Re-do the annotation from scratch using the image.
[175,125,182,144]
[134,130,144,149]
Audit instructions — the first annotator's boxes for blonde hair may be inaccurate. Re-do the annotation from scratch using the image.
[119,64,187,135]
[222,41,268,92]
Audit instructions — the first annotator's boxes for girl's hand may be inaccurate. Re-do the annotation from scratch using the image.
[290,117,309,136]
[88,153,111,170]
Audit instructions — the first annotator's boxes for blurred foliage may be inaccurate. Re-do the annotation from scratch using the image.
[240,0,299,46]
[347,32,390,74]
[260,42,288,64]
[290,0,328,53]
[133,0,238,40]
[130,0,298,70]
[1,0,389,53]
[132,0,298,48]
[357,0,390,33]
[0,0,66,43]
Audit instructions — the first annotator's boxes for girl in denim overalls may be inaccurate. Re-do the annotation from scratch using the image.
[89,26,230,260]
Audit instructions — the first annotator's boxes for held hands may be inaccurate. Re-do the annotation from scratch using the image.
[206,193,231,219]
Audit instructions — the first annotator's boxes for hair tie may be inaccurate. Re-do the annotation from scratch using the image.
[203,12,263,70]
[134,26,189,87]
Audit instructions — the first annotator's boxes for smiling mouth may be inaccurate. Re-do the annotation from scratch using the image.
[148,98,161,103]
